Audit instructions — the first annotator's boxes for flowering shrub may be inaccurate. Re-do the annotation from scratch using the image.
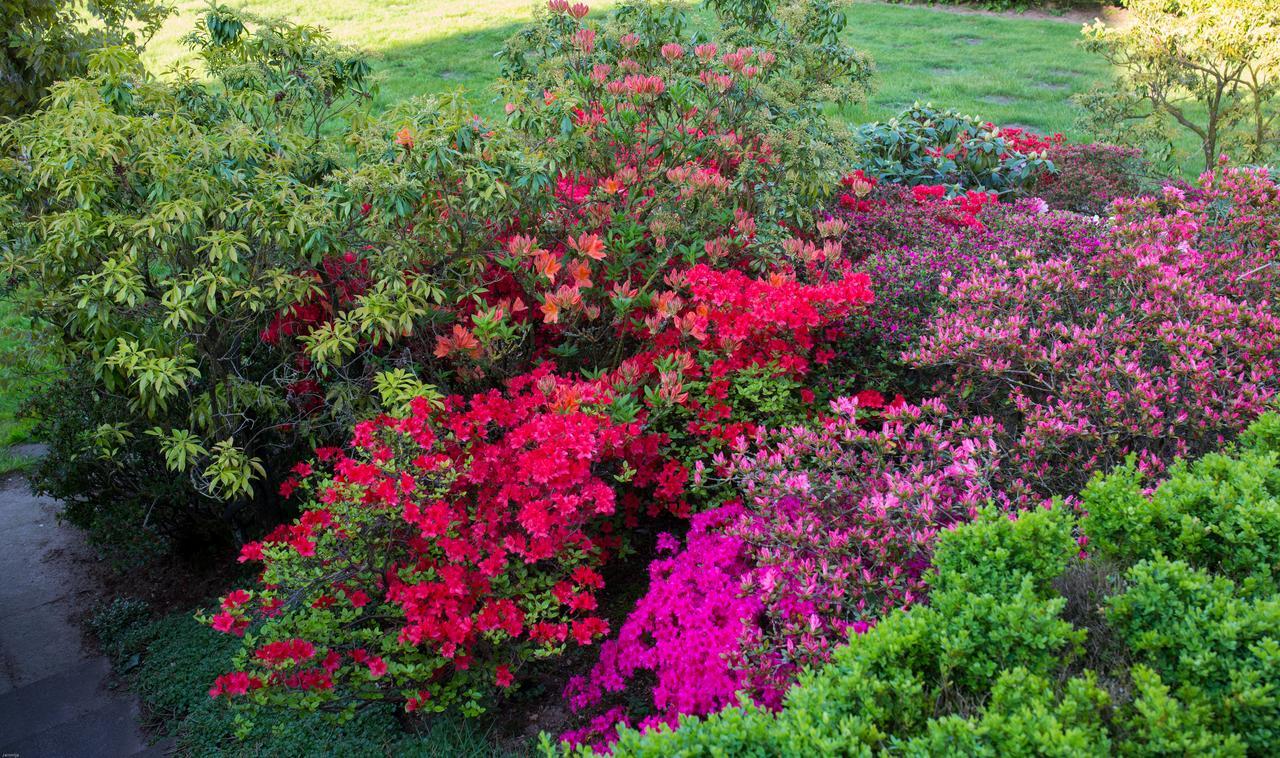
[851,103,1059,198]
[562,398,1004,748]
[580,414,1280,754]
[1035,142,1150,215]
[907,167,1280,497]
[499,0,873,239]
[206,367,681,717]
[819,182,1103,396]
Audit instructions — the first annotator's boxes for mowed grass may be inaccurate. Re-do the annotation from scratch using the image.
[144,0,1113,139]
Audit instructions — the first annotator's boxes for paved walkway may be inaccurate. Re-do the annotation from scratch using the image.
[0,474,161,757]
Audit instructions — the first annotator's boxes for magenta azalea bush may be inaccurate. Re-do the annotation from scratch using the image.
[562,398,1005,748]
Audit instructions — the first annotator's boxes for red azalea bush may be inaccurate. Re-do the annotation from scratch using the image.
[207,233,874,720]
[907,167,1280,498]
[207,366,682,716]
[562,398,1004,749]
[1035,142,1151,215]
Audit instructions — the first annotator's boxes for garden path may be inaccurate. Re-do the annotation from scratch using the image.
[0,463,164,756]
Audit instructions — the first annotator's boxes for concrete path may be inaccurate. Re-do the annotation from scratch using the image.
[0,475,163,757]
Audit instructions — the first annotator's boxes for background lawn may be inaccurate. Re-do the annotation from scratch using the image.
[143,0,1112,138]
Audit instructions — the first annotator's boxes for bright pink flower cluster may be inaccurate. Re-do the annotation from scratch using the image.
[564,398,1003,747]
[562,505,762,748]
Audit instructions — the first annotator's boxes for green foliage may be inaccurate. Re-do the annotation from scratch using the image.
[0,0,171,118]
[929,502,1078,597]
[26,372,216,564]
[1106,558,1280,752]
[1078,0,1280,172]
[578,413,1280,756]
[1119,666,1246,756]
[0,7,531,545]
[852,103,1056,197]
[92,602,507,755]
[1083,434,1280,594]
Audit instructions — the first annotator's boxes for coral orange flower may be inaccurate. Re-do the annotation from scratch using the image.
[569,232,607,261]
[394,127,415,150]
[541,297,560,324]
[534,251,562,281]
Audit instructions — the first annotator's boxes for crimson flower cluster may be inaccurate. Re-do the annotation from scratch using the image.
[206,366,683,715]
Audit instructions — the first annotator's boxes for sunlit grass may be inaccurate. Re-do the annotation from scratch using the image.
[145,1,1109,136]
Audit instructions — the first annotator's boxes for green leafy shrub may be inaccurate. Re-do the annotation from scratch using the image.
[575,413,1280,756]
[1083,440,1280,594]
[1078,0,1280,172]
[91,603,506,755]
[0,8,542,548]
[1106,558,1280,752]
[851,103,1058,197]
[0,0,170,118]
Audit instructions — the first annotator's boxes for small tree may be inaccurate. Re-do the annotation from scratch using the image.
[1078,0,1280,172]
[0,0,171,118]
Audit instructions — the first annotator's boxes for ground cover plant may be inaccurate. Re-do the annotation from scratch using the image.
[4,0,1280,755]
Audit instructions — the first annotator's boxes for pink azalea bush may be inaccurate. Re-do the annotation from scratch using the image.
[563,398,1004,749]
[907,166,1280,497]
[560,165,1280,751]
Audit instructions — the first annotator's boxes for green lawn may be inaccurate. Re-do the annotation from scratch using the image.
[145,0,1112,139]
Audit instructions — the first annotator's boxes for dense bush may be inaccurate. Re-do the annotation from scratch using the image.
[581,412,1280,755]
[825,179,1102,394]
[1078,0,1280,171]
[0,13,398,540]
[561,399,1003,746]
[851,103,1059,198]
[0,0,170,117]
[1035,142,1150,215]
[907,166,1280,498]
[206,367,681,717]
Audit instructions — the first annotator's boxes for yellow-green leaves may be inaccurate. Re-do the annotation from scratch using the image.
[373,368,443,416]
[105,340,198,416]
[203,438,266,499]
[146,427,209,472]
[1078,0,1280,171]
